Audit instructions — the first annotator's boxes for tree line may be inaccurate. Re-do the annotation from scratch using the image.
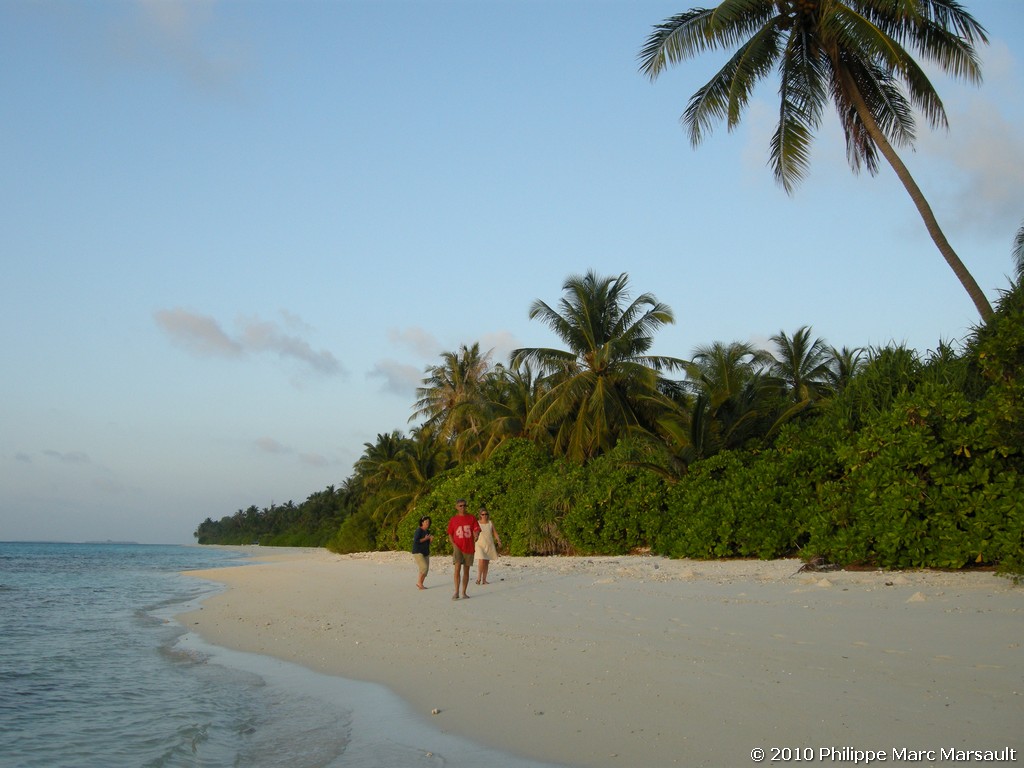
[196,266,1024,575]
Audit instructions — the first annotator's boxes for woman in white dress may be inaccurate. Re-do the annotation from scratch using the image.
[474,508,501,585]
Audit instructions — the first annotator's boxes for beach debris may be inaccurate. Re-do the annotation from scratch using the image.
[907,591,927,602]
[431,708,441,715]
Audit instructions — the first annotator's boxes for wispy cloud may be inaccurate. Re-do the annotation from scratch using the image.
[372,327,520,395]
[108,0,250,93]
[298,452,330,468]
[254,437,290,455]
[42,449,91,465]
[387,327,442,359]
[919,98,1024,235]
[154,308,243,358]
[154,308,346,376]
[480,330,519,366]
[373,326,439,397]
[367,359,422,397]
[238,315,343,374]
[907,40,1023,236]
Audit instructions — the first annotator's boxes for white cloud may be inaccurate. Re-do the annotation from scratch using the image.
[918,98,1024,235]
[298,453,330,468]
[109,0,250,92]
[255,437,290,455]
[154,308,243,358]
[367,359,422,397]
[154,308,346,376]
[42,449,91,465]
[387,327,442,359]
[480,330,520,365]
[238,315,343,375]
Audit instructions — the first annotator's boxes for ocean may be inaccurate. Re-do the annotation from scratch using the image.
[0,542,563,768]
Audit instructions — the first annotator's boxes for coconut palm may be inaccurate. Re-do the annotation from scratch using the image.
[512,271,684,461]
[411,342,492,458]
[353,427,453,548]
[683,340,777,453]
[354,430,408,496]
[770,326,833,402]
[640,0,993,319]
[825,344,865,392]
[477,362,549,457]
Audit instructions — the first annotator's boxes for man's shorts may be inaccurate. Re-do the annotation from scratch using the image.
[452,547,474,567]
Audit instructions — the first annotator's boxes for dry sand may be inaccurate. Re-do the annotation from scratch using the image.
[178,548,1023,767]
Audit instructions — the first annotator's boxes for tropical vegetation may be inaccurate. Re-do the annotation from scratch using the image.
[194,2,1022,575]
[196,268,1024,576]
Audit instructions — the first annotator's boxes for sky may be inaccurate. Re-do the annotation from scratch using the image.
[2,0,1022,545]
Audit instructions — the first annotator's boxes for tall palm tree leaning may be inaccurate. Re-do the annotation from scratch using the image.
[639,0,994,320]
[512,271,685,462]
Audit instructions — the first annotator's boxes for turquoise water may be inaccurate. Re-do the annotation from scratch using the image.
[0,542,562,768]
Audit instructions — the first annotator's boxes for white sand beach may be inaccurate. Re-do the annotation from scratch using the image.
[179,548,1023,767]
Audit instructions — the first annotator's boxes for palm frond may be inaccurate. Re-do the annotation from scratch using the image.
[639,8,717,79]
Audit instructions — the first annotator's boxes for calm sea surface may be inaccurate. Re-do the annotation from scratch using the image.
[0,542,561,768]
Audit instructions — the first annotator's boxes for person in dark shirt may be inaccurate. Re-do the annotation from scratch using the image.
[412,516,434,590]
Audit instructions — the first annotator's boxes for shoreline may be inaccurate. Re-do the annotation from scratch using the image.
[178,548,1023,767]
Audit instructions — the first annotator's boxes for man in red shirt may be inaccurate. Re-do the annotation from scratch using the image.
[447,498,480,600]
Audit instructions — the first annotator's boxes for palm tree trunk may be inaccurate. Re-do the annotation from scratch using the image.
[847,86,993,321]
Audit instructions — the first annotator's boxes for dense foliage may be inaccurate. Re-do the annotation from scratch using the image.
[193,485,355,547]
[196,275,1024,577]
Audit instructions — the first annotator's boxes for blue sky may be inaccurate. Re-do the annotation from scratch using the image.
[2,1,1021,545]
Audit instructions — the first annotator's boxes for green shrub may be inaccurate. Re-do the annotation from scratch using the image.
[560,439,669,554]
[806,382,1023,569]
[655,427,831,561]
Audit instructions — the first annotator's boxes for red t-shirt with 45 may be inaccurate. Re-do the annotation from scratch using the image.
[447,514,481,554]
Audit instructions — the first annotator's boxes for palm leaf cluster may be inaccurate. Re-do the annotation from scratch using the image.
[350,271,864,542]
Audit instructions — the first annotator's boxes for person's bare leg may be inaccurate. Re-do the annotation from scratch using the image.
[461,565,470,598]
[480,559,489,584]
[452,563,460,599]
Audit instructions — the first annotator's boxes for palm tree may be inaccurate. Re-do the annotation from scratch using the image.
[354,430,408,496]
[411,342,492,458]
[770,326,833,402]
[477,362,549,457]
[353,427,453,548]
[512,271,684,461]
[640,0,993,319]
[824,344,865,392]
[683,340,776,453]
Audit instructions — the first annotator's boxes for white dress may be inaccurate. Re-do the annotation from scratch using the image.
[475,521,499,560]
